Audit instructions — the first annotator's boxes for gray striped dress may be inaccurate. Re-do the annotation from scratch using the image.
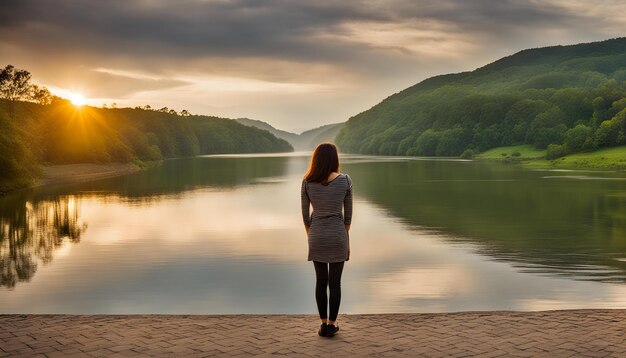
[301,173,353,263]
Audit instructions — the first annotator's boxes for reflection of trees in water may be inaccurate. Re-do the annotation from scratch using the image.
[0,156,290,289]
[345,159,626,282]
[0,196,86,288]
[44,156,292,204]
[0,156,289,288]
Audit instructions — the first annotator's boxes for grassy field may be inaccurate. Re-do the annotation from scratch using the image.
[476,145,546,160]
[525,146,626,170]
[476,145,626,171]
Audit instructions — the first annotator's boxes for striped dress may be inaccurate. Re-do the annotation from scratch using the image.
[301,173,353,263]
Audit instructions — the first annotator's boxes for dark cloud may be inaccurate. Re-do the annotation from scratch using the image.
[1,0,377,62]
[0,0,600,64]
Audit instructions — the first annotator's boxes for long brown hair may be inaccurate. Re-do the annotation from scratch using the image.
[304,142,340,184]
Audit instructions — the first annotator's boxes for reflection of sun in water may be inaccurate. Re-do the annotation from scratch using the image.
[69,93,85,106]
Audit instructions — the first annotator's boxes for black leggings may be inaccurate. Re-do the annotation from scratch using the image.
[313,261,345,321]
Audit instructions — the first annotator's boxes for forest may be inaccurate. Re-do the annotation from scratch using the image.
[0,66,293,191]
[335,38,626,159]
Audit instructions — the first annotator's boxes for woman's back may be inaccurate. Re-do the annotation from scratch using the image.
[301,173,352,263]
[305,174,352,223]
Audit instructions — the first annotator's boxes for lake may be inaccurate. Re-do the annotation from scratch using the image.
[1,152,626,314]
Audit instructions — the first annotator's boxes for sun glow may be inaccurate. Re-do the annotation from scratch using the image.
[69,93,86,106]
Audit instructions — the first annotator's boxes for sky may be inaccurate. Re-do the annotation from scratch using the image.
[1,0,625,133]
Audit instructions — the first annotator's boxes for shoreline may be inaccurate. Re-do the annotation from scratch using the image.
[1,161,161,195]
[33,162,147,188]
[474,157,626,171]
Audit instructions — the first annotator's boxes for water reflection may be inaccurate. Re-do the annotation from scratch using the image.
[2,153,626,313]
[0,195,86,288]
[57,156,292,201]
[341,157,626,282]
[0,155,293,289]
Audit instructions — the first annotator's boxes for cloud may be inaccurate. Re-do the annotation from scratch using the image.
[0,0,595,60]
[0,0,624,131]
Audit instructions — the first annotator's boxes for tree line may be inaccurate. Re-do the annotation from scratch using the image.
[0,65,293,191]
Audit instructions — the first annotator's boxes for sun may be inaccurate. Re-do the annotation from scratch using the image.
[69,93,86,107]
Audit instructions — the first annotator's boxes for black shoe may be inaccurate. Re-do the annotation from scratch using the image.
[326,324,339,337]
[318,323,327,337]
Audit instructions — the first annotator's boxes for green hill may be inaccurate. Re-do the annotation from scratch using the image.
[336,37,626,159]
[0,99,293,191]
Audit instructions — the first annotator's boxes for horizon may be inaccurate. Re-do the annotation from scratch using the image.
[1,1,626,132]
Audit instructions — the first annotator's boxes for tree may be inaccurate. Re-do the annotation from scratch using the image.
[546,144,567,159]
[0,65,32,101]
[413,129,441,156]
[527,107,568,148]
[505,99,552,125]
[180,109,191,116]
[564,124,593,153]
[479,102,504,126]
[472,124,503,151]
[30,85,53,105]
[0,65,33,118]
[510,122,528,144]
[534,125,567,149]
[460,149,475,159]
[436,127,468,156]
[550,88,593,126]
[594,109,626,148]
[397,135,417,155]
[379,141,398,155]
[0,65,54,108]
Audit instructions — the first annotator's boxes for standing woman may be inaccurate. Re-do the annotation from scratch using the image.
[301,142,352,338]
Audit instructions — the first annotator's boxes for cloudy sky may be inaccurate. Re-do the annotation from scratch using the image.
[1,0,625,132]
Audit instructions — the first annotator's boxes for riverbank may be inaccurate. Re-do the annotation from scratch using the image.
[476,145,626,171]
[33,161,158,188]
[1,160,160,195]
[1,310,624,356]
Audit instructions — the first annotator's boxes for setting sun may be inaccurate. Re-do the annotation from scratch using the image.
[69,93,85,106]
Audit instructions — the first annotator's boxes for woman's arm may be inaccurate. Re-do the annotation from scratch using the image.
[343,175,353,228]
[346,230,350,261]
[344,175,353,260]
[301,180,311,234]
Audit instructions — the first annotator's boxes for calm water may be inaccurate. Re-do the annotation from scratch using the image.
[1,152,626,314]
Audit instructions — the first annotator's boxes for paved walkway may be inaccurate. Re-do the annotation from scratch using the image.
[1,310,625,357]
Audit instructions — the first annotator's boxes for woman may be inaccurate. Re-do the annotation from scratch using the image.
[301,142,352,338]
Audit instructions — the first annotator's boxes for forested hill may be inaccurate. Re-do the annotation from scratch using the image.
[0,99,293,190]
[336,37,626,158]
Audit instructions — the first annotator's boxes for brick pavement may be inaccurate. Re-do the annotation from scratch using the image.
[1,310,625,357]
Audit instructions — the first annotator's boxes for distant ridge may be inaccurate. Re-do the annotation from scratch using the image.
[235,118,301,146]
[298,122,344,150]
[235,118,344,150]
